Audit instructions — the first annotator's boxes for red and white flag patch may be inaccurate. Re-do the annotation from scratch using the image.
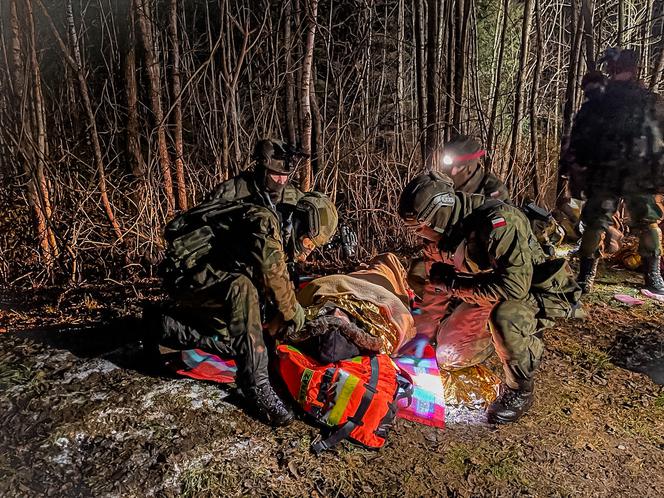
[491,217,507,228]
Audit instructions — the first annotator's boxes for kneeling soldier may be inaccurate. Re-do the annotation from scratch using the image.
[147,192,338,426]
[399,172,580,424]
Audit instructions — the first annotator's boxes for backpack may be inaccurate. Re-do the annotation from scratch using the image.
[161,199,246,289]
[276,345,413,453]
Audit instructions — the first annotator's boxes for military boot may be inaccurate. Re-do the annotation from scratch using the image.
[577,257,599,294]
[644,256,664,295]
[244,383,294,427]
[486,380,534,425]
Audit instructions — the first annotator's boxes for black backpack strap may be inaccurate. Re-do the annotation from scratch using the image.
[311,356,380,454]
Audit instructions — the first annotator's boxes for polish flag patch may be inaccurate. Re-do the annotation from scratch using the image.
[491,217,507,228]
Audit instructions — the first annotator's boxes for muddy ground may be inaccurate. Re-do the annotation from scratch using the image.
[1,264,663,497]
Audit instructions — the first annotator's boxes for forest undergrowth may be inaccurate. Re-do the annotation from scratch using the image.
[1,263,662,497]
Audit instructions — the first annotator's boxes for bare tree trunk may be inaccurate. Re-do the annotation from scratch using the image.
[452,0,471,133]
[37,0,124,242]
[169,0,187,210]
[617,0,624,46]
[529,0,543,201]
[310,71,323,182]
[299,0,318,192]
[557,0,584,201]
[443,1,455,141]
[136,0,175,217]
[425,0,440,168]
[125,0,145,181]
[414,0,427,163]
[651,30,664,91]
[485,0,509,171]
[283,0,297,145]
[396,0,406,159]
[507,0,534,191]
[10,0,55,267]
[581,0,595,71]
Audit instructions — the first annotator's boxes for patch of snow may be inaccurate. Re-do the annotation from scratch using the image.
[64,358,119,382]
[51,437,73,466]
[141,379,232,414]
[222,438,262,459]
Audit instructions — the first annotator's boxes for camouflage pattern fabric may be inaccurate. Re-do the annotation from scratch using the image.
[164,201,303,325]
[207,170,303,211]
[207,170,304,250]
[158,273,269,388]
[159,201,305,387]
[579,190,663,259]
[416,193,580,387]
[569,79,663,195]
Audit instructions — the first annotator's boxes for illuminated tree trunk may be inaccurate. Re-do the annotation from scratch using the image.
[299,0,318,192]
[169,0,187,210]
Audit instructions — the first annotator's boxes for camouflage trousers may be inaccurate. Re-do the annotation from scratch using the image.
[418,283,544,389]
[158,273,269,389]
[579,191,663,259]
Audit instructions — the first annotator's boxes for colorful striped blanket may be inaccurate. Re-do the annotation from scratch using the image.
[171,349,445,428]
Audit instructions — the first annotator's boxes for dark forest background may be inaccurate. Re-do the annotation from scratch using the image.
[1,0,663,285]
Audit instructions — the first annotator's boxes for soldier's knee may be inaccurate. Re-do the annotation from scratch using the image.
[491,301,537,339]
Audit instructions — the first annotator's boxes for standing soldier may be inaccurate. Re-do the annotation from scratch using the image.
[147,192,338,426]
[572,48,664,295]
[399,172,581,424]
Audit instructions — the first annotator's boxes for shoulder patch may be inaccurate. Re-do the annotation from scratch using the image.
[491,217,507,229]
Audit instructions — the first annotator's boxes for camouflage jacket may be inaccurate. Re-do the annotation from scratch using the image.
[165,201,301,323]
[424,193,546,306]
[569,79,662,194]
[207,170,304,211]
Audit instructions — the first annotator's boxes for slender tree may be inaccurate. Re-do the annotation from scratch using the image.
[299,0,318,191]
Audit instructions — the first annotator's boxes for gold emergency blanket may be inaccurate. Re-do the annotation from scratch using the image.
[297,253,416,354]
[440,365,501,408]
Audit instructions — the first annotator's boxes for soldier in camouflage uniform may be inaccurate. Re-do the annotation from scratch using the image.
[437,135,510,201]
[571,48,664,295]
[147,192,338,426]
[399,172,581,424]
[207,138,305,241]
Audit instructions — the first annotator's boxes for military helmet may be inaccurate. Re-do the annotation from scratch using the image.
[295,192,339,248]
[398,172,456,232]
[253,138,298,174]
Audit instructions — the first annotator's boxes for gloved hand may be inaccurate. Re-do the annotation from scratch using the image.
[281,304,306,338]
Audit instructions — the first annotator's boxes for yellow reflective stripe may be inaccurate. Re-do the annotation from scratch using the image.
[299,368,313,404]
[327,373,360,426]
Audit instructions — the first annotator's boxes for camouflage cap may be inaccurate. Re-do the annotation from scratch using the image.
[295,192,339,247]
[398,172,456,232]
